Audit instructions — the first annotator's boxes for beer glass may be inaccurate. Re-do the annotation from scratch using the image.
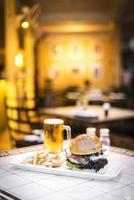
[43,119,71,153]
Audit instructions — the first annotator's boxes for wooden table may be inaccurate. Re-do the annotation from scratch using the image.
[41,106,134,124]
[65,92,127,107]
[0,145,134,200]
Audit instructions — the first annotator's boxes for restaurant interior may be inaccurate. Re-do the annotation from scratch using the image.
[0,0,134,151]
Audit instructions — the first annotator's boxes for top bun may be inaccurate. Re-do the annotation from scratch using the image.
[69,134,102,155]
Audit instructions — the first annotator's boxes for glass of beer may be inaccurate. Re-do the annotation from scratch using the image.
[43,119,71,153]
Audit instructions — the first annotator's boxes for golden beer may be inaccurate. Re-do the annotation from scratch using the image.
[44,119,71,152]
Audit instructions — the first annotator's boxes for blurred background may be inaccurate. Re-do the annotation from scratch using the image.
[0,0,134,151]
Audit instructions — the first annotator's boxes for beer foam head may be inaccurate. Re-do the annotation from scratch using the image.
[44,118,64,125]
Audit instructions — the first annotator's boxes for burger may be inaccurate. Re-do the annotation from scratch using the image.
[66,134,108,172]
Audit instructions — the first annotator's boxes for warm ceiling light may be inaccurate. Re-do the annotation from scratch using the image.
[15,53,24,68]
[21,21,29,29]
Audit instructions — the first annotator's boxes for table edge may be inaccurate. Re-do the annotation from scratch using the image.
[0,145,134,158]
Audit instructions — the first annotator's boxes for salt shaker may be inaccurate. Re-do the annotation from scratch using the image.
[99,128,110,156]
[86,127,96,138]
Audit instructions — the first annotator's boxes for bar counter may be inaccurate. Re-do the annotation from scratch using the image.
[0,145,134,200]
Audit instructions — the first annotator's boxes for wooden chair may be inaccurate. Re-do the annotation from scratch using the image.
[5,97,44,148]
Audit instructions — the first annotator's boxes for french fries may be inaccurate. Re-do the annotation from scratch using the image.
[22,150,65,167]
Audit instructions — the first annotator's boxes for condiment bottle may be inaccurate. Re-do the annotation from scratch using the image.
[103,103,111,117]
[99,128,110,156]
[86,127,96,138]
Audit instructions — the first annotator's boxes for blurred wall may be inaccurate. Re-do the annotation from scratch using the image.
[38,23,121,91]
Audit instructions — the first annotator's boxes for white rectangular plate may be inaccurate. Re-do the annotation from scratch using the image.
[13,153,121,181]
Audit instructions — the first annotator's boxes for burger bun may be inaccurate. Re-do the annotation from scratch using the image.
[69,134,102,155]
